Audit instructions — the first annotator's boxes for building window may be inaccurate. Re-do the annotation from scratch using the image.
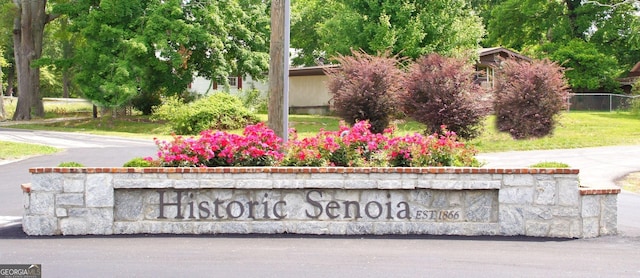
[228,76,238,87]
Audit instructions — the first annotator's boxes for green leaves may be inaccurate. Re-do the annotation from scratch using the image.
[69,0,270,109]
[291,0,484,65]
[547,40,621,91]
[485,0,639,89]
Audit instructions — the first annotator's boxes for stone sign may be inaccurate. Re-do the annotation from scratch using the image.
[22,167,620,238]
[114,189,499,223]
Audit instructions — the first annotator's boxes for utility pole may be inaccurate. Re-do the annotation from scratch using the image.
[267,0,290,141]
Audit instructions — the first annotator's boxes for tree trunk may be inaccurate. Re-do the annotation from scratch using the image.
[62,29,73,98]
[0,66,5,121]
[62,71,71,98]
[12,0,47,121]
[564,0,581,40]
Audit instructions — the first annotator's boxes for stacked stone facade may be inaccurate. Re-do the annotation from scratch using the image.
[22,167,619,238]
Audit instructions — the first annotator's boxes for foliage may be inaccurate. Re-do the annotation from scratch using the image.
[150,123,283,167]
[543,40,621,91]
[325,51,405,133]
[485,0,639,89]
[37,15,80,99]
[386,125,481,167]
[236,89,268,113]
[151,120,480,168]
[70,1,150,108]
[60,0,270,109]
[131,89,162,115]
[529,161,570,168]
[493,58,571,139]
[152,93,259,135]
[401,53,489,139]
[284,121,390,167]
[39,67,62,98]
[123,157,155,167]
[290,0,337,66]
[291,0,484,66]
[57,161,85,167]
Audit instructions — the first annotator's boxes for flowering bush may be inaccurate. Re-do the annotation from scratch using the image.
[149,121,480,167]
[283,121,389,167]
[281,133,327,166]
[150,123,283,167]
[386,126,480,167]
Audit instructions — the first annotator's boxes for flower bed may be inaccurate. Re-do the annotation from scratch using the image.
[149,121,480,168]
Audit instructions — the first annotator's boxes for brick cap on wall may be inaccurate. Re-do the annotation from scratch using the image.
[579,187,621,195]
[28,167,580,175]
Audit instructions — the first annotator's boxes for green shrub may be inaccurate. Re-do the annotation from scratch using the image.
[153,93,259,135]
[529,161,570,168]
[401,53,490,139]
[325,51,405,133]
[131,90,162,115]
[237,89,268,113]
[58,161,85,167]
[123,157,154,167]
[493,58,571,139]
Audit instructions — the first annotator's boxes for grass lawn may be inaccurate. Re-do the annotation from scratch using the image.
[4,107,640,192]
[469,111,640,152]
[6,111,640,153]
[0,141,59,161]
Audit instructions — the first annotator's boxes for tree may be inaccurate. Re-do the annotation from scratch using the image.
[0,1,14,120]
[11,0,59,120]
[290,0,337,66]
[486,0,640,90]
[545,39,621,91]
[69,1,147,110]
[583,0,639,8]
[37,15,78,98]
[64,0,270,112]
[290,0,484,65]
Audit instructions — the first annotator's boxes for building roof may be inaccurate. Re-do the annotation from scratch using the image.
[287,48,531,76]
[289,65,338,76]
[478,47,532,63]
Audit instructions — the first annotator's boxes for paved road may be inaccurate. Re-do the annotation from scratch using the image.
[1,128,640,277]
[0,128,158,217]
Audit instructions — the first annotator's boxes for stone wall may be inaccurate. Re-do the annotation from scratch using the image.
[22,167,620,238]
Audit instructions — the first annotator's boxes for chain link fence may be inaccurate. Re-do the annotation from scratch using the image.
[569,93,639,112]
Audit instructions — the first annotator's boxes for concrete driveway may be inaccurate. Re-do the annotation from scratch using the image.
[478,146,640,237]
[1,128,639,277]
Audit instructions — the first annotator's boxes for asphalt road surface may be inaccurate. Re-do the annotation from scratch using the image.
[1,128,639,277]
